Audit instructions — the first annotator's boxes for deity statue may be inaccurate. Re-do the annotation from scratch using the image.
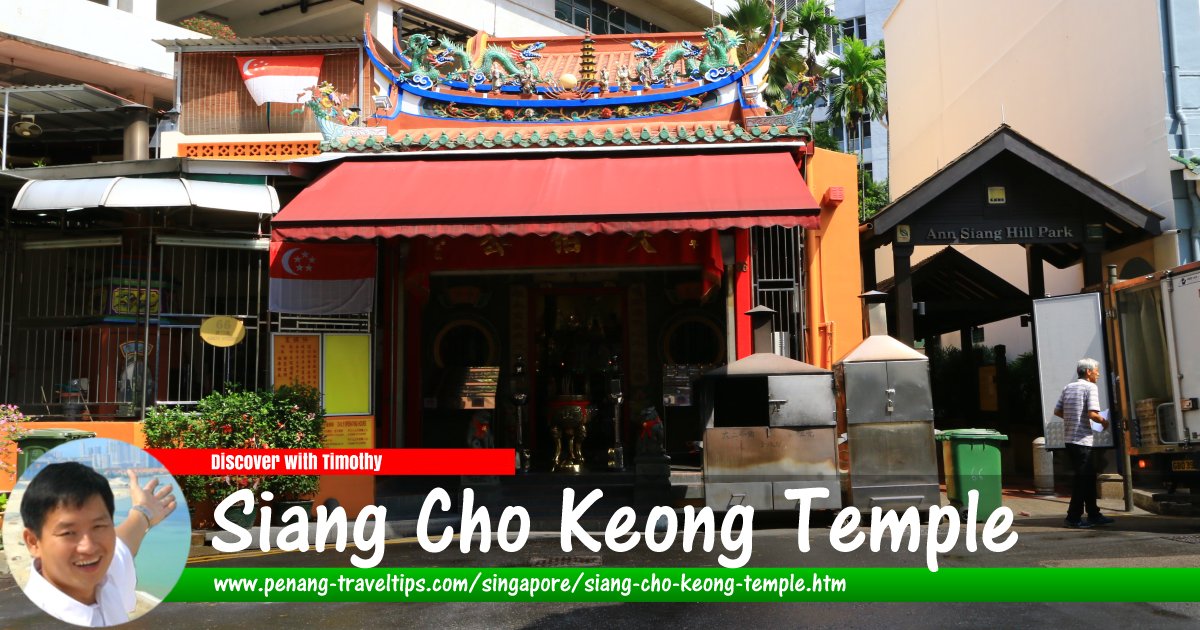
[617,65,632,93]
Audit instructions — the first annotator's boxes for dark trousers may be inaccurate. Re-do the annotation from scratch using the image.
[1066,443,1099,521]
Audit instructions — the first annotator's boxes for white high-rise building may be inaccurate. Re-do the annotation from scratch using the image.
[811,0,896,183]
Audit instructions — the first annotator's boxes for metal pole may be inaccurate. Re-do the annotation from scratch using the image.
[1104,264,1134,513]
[2,90,9,171]
[141,219,154,421]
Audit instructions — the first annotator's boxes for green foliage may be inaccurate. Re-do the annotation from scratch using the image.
[786,0,840,71]
[178,16,237,39]
[1007,352,1043,426]
[721,0,774,54]
[826,37,887,130]
[145,385,325,504]
[927,345,968,421]
[762,37,808,112]
[810,120,841,151]
[723,0,834,114]
[860,172,890,220]
[0,492,8,513]
[928,346,1042,427]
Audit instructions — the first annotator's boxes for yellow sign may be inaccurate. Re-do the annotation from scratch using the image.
[109,287,160,315]
[200,316,246,347]
[896,224,911,243]
[987,186,1006,204]
[274,334,321,390]
[323,416,375,449]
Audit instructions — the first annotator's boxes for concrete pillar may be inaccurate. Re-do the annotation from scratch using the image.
[366,0,396,51]
[1032,437,1054,494]
[125,0,156,20]
[120,104,151,162]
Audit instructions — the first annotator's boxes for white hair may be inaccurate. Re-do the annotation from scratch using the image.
[1076,358,1099,378]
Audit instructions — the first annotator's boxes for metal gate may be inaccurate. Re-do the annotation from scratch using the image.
[751,225,805,360]
[0,229,268,418]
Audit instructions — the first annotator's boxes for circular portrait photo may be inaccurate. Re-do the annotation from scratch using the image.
[2,438,189,627]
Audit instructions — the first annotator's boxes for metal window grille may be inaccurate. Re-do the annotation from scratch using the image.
[751,226,805,360]
[270,312,371,333]
[0,232,268,417]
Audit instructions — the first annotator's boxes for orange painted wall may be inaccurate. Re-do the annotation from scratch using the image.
[1,421,145,492]
[804,148,865,368]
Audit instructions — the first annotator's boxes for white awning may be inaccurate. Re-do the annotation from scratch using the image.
[13,177,280,214]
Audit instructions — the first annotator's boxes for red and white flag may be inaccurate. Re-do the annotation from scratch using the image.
[235,55,324,105]
[269,242,375,314]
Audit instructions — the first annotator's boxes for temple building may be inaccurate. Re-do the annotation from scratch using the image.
[2,10,863,510]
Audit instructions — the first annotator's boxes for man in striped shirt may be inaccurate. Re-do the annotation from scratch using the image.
[1053,358,1115,529]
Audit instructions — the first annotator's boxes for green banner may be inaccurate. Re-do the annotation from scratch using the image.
[167,567,1200,603]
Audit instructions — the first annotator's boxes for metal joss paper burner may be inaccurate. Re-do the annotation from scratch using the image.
[699,307,842,512]
[835,292,940,510]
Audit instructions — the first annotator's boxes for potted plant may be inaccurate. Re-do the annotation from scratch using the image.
[257,385,324,526]
[177,16,237,39]
[1,403,26,480]
[0,404,25,544]
[144,385,325,528]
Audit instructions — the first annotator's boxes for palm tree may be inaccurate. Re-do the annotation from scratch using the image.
[786,0,839,74]
[722,0,811,112]
[721,0,773,55]
[826,36,887,207]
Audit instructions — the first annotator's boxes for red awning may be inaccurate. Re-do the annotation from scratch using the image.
[271,150,820,240]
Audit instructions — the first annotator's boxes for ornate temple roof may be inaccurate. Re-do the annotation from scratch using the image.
[321,14,801,150]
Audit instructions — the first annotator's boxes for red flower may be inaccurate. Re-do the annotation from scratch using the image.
[600,107,614,119]
[221,424,233,434]
[502,108,516,120]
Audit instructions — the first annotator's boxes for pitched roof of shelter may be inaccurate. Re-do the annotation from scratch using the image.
[876,247,1029,338]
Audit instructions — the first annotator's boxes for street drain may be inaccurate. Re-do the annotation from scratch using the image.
[529,555,602,568]
[1164,534,1200,545]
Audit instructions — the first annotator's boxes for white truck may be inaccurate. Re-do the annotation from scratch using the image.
[1108,260,1200,500]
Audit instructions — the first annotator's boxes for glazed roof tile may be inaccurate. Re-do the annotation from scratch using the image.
[320,122,810,153]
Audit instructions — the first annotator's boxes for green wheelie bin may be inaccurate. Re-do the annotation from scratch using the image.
[936,428,1008,516]
[14,428,96,479]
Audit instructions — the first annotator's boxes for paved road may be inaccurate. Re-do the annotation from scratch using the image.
[3,507,1198,629]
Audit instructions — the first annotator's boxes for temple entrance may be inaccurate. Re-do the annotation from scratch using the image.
[417,267,726,472]
[531,287,625,472]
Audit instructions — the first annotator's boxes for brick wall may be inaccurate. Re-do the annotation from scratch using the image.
[180,50,363,135]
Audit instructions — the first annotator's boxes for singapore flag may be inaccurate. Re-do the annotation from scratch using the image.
[269,241,375,314]
[235,55,324,105]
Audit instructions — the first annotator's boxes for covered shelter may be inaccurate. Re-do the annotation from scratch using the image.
[862,125,1163,344]
[875,246,1028,342]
